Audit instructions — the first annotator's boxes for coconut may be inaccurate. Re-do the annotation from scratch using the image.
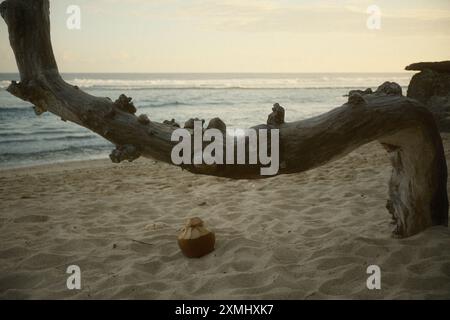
[178,217,215,258]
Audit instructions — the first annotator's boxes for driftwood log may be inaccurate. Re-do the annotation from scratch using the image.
[1,0,448,238]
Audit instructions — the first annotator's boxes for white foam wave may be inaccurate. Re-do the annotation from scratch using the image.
[66,75,413,90]
[0,81,11,89]
[0,75,413,90]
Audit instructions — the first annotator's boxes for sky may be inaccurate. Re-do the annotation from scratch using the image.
[0,0,449,73]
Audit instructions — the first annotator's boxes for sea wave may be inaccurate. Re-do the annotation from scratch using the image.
[0,130,83,137]
[0,106,34,112]
[65,76,413,90]
[0,144,111,158]
[1,75,413,90]
[0,135,98,144]
[0,144,112,169]
[140,101,192,108]
[0,80,11,89]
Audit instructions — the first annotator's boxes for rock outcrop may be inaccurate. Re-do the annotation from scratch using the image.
[406,61,450,73]
[406,61,450,132]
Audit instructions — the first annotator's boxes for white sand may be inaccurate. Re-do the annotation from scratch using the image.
[1,137,450,299]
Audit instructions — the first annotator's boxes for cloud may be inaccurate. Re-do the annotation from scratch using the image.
[173,0,450,36]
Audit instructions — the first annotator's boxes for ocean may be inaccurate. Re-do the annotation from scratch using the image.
[0,73,413,168]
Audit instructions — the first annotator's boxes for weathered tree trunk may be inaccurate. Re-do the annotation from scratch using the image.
[1,0,448,237]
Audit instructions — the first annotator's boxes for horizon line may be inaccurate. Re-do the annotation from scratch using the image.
[0,71,414,74]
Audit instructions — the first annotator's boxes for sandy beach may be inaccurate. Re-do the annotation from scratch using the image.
[0,135,449,300]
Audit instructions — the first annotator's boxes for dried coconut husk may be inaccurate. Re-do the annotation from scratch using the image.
[178,217,215,258]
